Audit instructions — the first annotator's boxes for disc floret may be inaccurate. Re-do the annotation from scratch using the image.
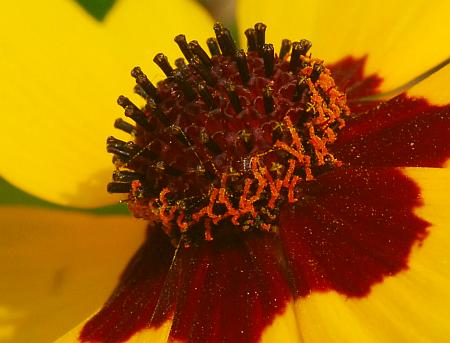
[107,23,350,243]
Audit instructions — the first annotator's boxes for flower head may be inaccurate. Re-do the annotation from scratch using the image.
[108,23,351,244]
[80,20,450,343]
[1,1,450,342]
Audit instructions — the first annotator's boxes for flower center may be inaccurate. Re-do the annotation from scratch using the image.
[107,23,350,245]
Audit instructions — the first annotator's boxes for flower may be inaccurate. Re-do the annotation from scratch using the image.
[1,1,450,343]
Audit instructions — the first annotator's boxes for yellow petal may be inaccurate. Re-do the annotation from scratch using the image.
[0,0,213,208]
[0,207,146,343]
[260,167,450,342]
[55,317,173,343]
[408,63,450,105]
[237,0,450,92]
[260,301,303,343]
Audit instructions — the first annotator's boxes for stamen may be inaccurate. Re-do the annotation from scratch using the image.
[213,23,236,56]
[225,82,242,114]
[262,43,274,77]
[311,62,324,83]
[107,181,132,193]
[175,58,187,70]
[299,39,312,55]
[131,67,159,101]
[198,82,216,109]
[254,23,267,51]
[203,138,223,156]
[189,40,212,67]
[206,37,220,56]
[153,53,174,77]
[290,39,312,73]
[174,34,193,61]
[289,42,302,73]
[235,49,250,86]
[244,28,257,52]
[190,56,215,86]
[114,118,136,136]
[107,136,133,161]
[173,70,196,101]
[279,39,291,60]
[146,99,171,127]
[134,85,148,100]
[151,161,183,176]
[263,85,274,114]
[293,77,308,101]
[113,170,145,182]
[117,96,149,129]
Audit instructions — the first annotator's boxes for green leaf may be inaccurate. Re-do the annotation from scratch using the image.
[0,176,129,216]
[75,0,117,21]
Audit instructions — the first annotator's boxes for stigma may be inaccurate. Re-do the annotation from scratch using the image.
[107,22,350,245]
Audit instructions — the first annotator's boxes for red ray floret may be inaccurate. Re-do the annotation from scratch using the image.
[333,94,450,167]
[83,23,450,343]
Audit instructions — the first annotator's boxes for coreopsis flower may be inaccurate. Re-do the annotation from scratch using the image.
[1,1,449,343]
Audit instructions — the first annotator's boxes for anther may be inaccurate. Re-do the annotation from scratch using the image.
[311,63,324,83]
[190,56,215,86]
[279,39,291,60]
[262,43,274,77]
[200,129,222,155]
[113,170,145,182]
[107,136,133,161]
[146,99,172,127]
[189,40,211,67]
[198,82,216,109]
[173,70,196,101]
[151,161,183,177]
[289,42,302,73]
[153,53,174,77]
[175,58,187,70]
[225,82,242,114]
[131,67,159,101]
[293,77,308,101]
[214,23,236,56]
[107,137,157,162]
[117,96,149,129]
[114,118,137,136]
[263,85,275,114]
[245,28,257,52]
[107,136,128,150]
[235,49,250,85]
[134,85,148,99]
[298,39,312,55]
[290,39,312,73]
[254,23,267,51]
[206,37,220,56]
[171,126,193,147]
[107,182,132,193]
[174,34,193,61]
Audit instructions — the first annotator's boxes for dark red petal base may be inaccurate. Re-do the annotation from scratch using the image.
[81,57,450,343]
[334,94,450,167]
[279,167,429,297]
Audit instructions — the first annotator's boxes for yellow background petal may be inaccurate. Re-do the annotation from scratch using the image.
[237,0,450,92]
[0,207,146,343]
[261,167,450,341]
[408,63,450,105]
[0,0,214,208]
[55,317,173,343]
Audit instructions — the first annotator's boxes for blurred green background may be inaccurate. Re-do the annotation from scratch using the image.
[0,0,235,215]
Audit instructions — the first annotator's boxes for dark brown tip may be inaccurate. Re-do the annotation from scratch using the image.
[153,53,174,77]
